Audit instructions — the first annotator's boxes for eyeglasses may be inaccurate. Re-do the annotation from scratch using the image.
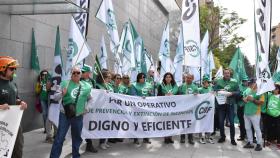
[8,67,17,71]
[72,71,81,75]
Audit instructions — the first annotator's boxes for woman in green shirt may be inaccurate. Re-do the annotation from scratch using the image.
[158,72,178,144]
[265,83,280,149]
[130,73,153,144]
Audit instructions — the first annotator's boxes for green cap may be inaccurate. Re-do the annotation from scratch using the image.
[81,64,92,73]
[202,75,210,82]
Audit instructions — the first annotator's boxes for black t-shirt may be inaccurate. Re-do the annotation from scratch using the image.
[0,78,17,105]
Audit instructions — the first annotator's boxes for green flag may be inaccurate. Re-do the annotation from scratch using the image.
[93,55,102,79]
[31,28,40,73]
[229,47,248,83]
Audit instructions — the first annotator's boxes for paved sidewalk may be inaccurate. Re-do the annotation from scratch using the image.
[23,128,280,158]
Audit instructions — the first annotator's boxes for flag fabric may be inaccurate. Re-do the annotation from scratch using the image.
[96,0,119,53]
[98,35,108,69]
[215,66,223,79]
[174,26,184,86]
[113,52,122,75]
[48,26,64,127]
[74,0,89,37]
[229,47,248,83]
[276,47,280,72]
[159,21,172,79]
[145,50,154,72]
[182,0,201,67]
[201,30,209,76]
[187,67,200,84]
[118,22,136,75]
[207,50,215,79]
[31,28,40,73]
[93,55,102,79]
[65,17,91,78]
[254,0,275,94]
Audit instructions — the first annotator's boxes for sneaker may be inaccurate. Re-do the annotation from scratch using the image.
[105,143,111,148]
[100,143,107,150]
[218,137,225,143]
[86,143,98,153]
[255,144,262,151]
[207,137,215,144]
[199,138,206,144]
[243,142,254,148]
[231,140,237,146]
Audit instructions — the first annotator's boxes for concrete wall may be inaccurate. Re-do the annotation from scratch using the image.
[0,0,170,132]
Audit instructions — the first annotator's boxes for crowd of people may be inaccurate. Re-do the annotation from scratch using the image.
[1,56,280,158]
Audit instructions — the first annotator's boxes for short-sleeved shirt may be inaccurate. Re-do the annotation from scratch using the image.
[131,82,153,96]
[243,87,264,116]
[158,83,178,96]
[179,83,198,95]
[198,86,213,94]
[61,80,91,116]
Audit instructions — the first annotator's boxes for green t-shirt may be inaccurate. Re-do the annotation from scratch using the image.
[131,82,153,96]
[81,78,95,88]
[119,84,130,95]
[214,78,239,105]
[61,80,91,116]
[40,79,48,101]
[158,83,178,95]
[267,93,280,117]
[198,86,213,94]
[243,87,262,116]
[179,83,198,94]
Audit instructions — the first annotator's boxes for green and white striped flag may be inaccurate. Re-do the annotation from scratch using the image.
[98,35,108,69]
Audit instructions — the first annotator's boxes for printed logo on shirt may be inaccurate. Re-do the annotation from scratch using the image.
[71,87,79,99]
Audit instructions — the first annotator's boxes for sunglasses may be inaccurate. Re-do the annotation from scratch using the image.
[140,76,145,79]
[116,77,121,79]
[72,71,81,75]
[123,77,129,79]
[8,67,17,71]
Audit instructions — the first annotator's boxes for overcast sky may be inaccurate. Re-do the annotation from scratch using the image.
[213,0,280,65]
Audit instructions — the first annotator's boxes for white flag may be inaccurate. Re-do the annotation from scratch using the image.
[174,26,184,86]
[96,0,119,53]
[254,0,275,94]
[118,22,136,75]
[98,35,108,69]
[74,0,89,37]
[145,51,154,72]
[207,50,215,79]
[215,66,223,79]
[276,47,280,72]
[201,30,209,76]
[66,17,91,78]
[187,67,200,83]
[182,0,201,67]
[159,21,172,79]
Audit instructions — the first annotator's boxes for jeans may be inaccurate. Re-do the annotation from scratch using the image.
[237,106,246,138]
[40,99,48,128]
[244,114,262,144]
[218,103,235,140]
[50,112,83,158]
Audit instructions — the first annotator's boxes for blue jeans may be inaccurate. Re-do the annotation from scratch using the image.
[40,99,48,127]
[50,112,83,158]
[218,104,235,140]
